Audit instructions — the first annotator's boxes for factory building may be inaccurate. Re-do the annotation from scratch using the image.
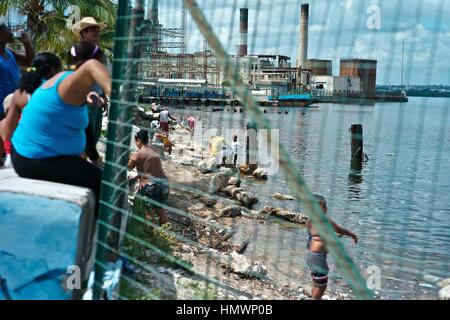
[306,59,332,76]
[312,75,361,96]
[340,59,377,98]
[138,2,379,101]
[141,51,223,85]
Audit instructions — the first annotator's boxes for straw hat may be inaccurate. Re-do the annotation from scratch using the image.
[72,17,107,38]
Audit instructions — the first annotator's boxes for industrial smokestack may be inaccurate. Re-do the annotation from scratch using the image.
[297,3,309,69]
[147,0,159,53]
[239,8,249,57]
[147,0,159,25]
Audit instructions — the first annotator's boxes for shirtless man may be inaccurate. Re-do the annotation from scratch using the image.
[306,195,358,300]
[128,130,169,225]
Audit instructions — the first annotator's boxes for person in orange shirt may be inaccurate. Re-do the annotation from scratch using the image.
[155,132,174,156]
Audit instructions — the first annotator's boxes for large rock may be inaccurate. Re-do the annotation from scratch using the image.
[208,249,268,279]
[197,161,212,174]
[208,168,234,193]
[198,196,217,207]
[228,251,268,278]
[228,177,241,187]
[239,163,258,175]
[237,192,259,208]
[437,278,450,288]
[273,193,296,201]
[221,186,258,208]
[439,286,450,300]
[197,159,219,174]
[261,206,309,225]
[218,205,242,218]
[240,208,266,220]
[251,168,268,180]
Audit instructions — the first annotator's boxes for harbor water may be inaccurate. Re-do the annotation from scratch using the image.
[170,96,450,299]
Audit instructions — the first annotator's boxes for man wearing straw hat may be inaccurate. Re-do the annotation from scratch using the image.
[72,17,107,46]
[72,17,108,166]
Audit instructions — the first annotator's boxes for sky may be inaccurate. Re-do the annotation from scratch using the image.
[160,0,450,85]
[2,0,449,85]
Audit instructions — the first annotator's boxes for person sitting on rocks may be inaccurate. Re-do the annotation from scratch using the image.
[128,130,170,225]
[306,195,358,300]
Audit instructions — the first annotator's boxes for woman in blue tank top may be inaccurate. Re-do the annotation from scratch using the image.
[11,42,111,214]
[0,52,62,169]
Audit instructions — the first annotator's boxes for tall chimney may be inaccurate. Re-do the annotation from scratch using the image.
[239,8,249,57]
[297,3,309,69]
[147,0,159,25]
[147,0,159,52]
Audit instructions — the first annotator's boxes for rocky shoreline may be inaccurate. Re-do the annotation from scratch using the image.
[98,116,450,300]
[115,123,357,300]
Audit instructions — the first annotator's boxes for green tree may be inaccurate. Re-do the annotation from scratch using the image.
[0,1,117,59]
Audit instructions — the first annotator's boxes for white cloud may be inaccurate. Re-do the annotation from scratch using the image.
[158,0,450,84]
[310,18,331,32]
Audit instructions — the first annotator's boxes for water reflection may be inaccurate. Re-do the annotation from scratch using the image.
[348,172,364,200]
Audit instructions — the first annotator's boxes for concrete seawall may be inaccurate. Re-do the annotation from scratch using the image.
[0,169,96,300]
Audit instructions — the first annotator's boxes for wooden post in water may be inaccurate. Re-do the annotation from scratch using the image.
[246,122,258,166]
[350,124,363,171]
[246,123,250,165]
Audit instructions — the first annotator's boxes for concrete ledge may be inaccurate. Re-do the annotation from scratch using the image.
[0,169,96,300]
[0,169,94,208]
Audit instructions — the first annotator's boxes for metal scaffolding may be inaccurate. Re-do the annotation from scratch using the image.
[137,1,221,84]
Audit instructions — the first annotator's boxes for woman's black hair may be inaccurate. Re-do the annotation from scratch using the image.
[135,130,149,145]
[67,41,105,70]
[19,52,62,94]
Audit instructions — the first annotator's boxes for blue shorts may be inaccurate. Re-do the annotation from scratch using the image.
[306,250,329,287]
[138,179,170,209]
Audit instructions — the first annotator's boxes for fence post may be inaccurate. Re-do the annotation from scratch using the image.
[93,0,144,300]
[350,124,363,171]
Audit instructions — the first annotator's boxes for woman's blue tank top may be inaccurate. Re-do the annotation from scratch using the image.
[12,71,89,158]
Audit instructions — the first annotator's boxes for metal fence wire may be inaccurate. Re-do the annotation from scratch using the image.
[92,0,450,300]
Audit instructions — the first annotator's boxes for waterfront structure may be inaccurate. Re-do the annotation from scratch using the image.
[312,75,361,96]
[306,59,332,76]
[340,59,378,98]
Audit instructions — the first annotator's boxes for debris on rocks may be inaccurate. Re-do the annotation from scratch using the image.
[260,206,309,225]
[273,193,296,201]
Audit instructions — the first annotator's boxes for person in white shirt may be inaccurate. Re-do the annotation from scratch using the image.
[159,107,176,135]
[232,134,241,167]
